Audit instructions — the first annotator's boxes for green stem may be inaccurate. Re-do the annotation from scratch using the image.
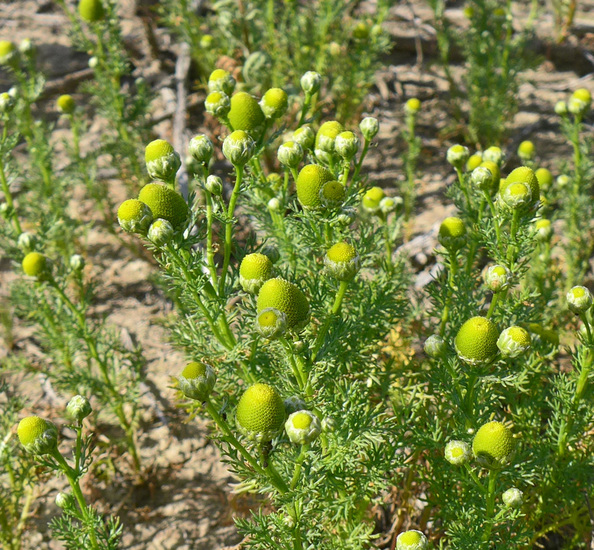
[383,221,393,269]
[351,138,370,184]
[456,167,472,210]
[0,157,22,235]
[486,293,499,319]
[290,444,310,490]
[280,337,307,391]
[439,250,458,336]
[297,94,312,127]
[481,470,498,542]
[507,209,520,264]
[483,191,502,249]
[311,280,349,362]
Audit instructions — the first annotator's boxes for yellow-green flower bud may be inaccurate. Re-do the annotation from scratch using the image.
[200,34,214,48]
[222,130,255,166]
[337,206,357,226]
[321,416,336,432]
[557,174,570,188]
[255,307,287,339]
[444,440,471,466]
[501,181,531,209]
[260,88,288,119]
[568,97,587,116]
[148,218,174,247]
[315,121,345,155]
[267,173,283,192]
[0,41,16,65]
[482,146,505,166]
[285,410,321,445]
[320,180,345,208]
[268,198,281,211]
[55,492,75,510]
[293,125,315,150]
[497,326,531,358]
[69,254,85,272]
[296,164,334,209]
[502,168,539,203]
[480,161,500,191]
[145,139,181,183]
[483,264,511,293]
[359,117,379,140]
[404,98,421,115]
[18,39,33,56]
[138,183,188,229]
[471,166,493,191]
[17,416,58,455]
[56,94,75,114]
[572,88,592,106]
[380,196,402,214]
[554,100,568,116]
[205,175,223,196]
[207,69,236,96]
[257,277,310,331]
[424,334,446,358]
[324,242,360,281]
[502,487,523,508]
[205,91,231,118]
[446,145,470,168]
[455,316,499,365]
[117,198,153,234]
[17,232,36,254]
[0,92,14,113]
[567,285,593,314]
[352,21,370,40]
[438,217,466,250]
[278,141,303,168]
[236,383,285,443]
[396,530,428,550]
[466,152,483,172]
[66,395,92,422]
[178,361,216,402]
[284,396,307,416]
[472,420,514,469]
[22,252,49,280]
[88,56,98,69]
[517,140,535,162]
[240,253,273,294]
[335,131,359,160]
[300,71,322,95]
[78,0,105,22]
[188,134,214,165]
[534,219,552,242]
[535,167,553,192]
[228,92,265,135]
[362,186,385,213]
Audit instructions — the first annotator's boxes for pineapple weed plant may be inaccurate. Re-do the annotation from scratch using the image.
[1,4,594,550]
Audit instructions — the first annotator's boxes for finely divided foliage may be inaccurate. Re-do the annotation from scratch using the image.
[0,1,593,549]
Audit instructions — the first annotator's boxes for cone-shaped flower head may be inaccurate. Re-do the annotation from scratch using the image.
[484,264,511,293]
[424,334,446,358]
[472,421,514,469]
[497,326,531,358]
[324,242,360,281]
[260,88,288,119]
[535,168,553,192]
[222,130,255,166]
[438,217,466,250]
[138,183,188,230]
[285,410,321,445]
[0,41,16,65]
[22,252,49,280]
[205,91,231,118]
[466,153,483,172]
[360,117,379,140]
[57,94,75,114]
[455,316,499,365]
[67,395,92,422]
[236,383,285,443]
[189,134,214,165]
[17,416,58,455]
[293,125,315,150]
[117,199,153,234]
[335,131,359,160]
[444,440,471,466]
[296,164,334,209]
[499,166,539,207]
[228,92,265,134]
[178,361,216,402]
[567,285,593,314]
[502,487,523,508]
[315,121,344,155]
[78,0,105,22]
[148,218,174,247]
[517,140,535,161]
[257,277,310,331]
[145,139,181,183]
[535,219,552,242]
[278,141,303,168]
[207,69,236,96]
[320,180,345,208]
[362,186,385,213]
[300,71,322,95]
[255,307,287,339]
[446,145,469,168]
[240,253,273,294]
[483,146,505,166]
[396,530,428,550]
